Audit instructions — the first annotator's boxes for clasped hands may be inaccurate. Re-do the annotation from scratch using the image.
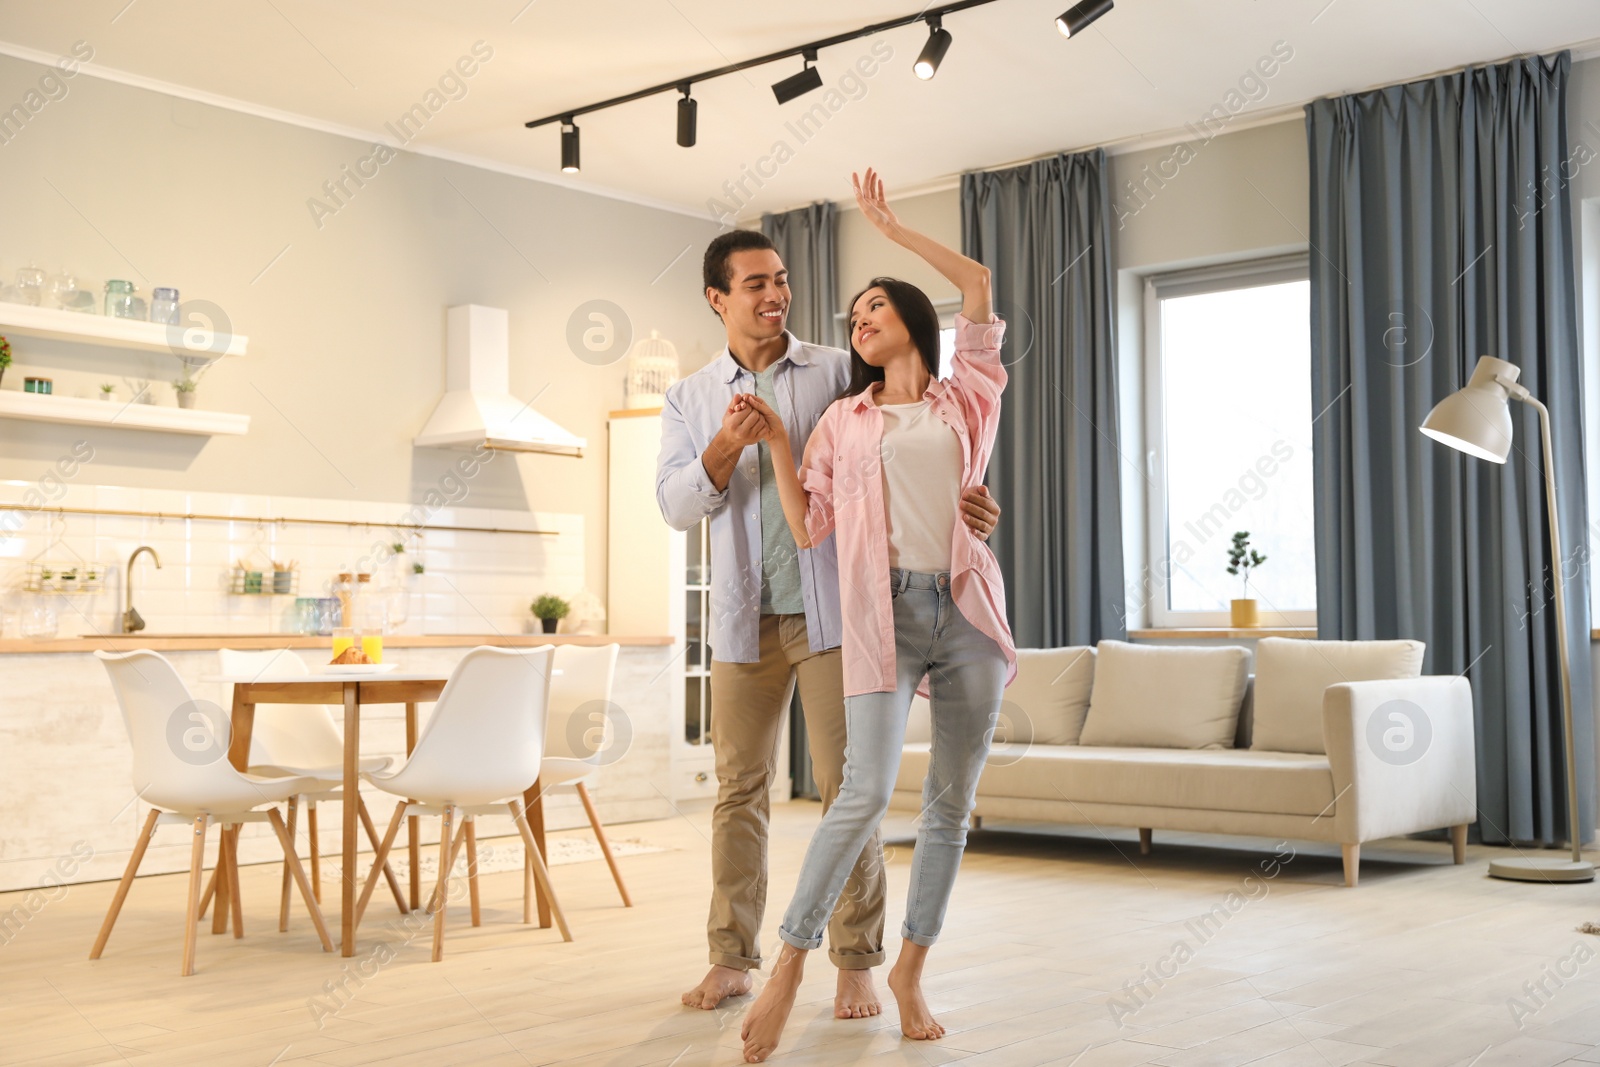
[717,394,1001,542]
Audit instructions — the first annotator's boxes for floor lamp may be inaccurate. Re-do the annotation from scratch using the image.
[1420,354,1594,882]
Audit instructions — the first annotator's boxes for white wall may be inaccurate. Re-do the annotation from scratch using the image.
[0,51,728,608]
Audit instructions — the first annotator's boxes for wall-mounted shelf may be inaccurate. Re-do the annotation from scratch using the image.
[0,302,248,358]
[0,391,249,436]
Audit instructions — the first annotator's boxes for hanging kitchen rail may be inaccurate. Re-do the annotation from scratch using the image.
[21,504,557,537]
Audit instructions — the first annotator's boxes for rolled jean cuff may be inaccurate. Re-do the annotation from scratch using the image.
[778,925,824,952]
[709,950,762,972]
[900,921,939,949]
[829,947,887,970]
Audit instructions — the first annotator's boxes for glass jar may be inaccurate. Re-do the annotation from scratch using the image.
[48,268,81,311]
[14,266,44,307]
[20,596,58,639]
[104,280,139,319]
[150,287,179,325]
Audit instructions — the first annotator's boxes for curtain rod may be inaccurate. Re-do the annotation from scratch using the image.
[15,504,557,538]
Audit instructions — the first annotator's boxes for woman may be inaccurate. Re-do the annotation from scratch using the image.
[736,168,1016,1062]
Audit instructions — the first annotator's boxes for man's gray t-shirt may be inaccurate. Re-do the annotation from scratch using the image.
[753,363,804,615]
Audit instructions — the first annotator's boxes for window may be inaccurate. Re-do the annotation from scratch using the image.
[1144,257,1316,627]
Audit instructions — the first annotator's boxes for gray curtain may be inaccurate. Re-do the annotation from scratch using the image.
[760,200,839,801]
[961,150,1126,647]
[1308,52,1593,847]
[761,201,838,348]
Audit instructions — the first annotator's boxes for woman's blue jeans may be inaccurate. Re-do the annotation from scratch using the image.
[778,568,1006,951]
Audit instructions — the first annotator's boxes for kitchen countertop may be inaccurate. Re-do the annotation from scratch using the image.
[0,633,672,653]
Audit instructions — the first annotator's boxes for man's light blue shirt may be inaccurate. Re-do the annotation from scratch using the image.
[655,331,850,663]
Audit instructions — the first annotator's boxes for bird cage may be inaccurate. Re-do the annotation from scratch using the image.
[625,329,680,409]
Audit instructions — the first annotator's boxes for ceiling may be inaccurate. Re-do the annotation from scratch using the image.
[1,0,1597,218]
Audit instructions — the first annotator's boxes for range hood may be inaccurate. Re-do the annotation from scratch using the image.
[414,304,586,457]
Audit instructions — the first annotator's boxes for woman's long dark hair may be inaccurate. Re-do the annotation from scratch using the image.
[840,276,941,399]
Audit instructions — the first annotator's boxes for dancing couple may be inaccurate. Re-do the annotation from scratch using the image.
[655,168,1015,1063]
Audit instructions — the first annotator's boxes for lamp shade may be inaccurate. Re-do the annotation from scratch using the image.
[1419,355,1521,463]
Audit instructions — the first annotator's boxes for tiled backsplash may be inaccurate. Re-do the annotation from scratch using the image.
[0,480,584,638]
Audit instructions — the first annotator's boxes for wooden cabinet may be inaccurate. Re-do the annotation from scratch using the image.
[607,409,789,803]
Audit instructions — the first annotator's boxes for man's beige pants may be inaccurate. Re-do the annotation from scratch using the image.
[706,613,887,971]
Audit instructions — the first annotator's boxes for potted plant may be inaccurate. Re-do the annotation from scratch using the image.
[1227,531,1267,627]
[99,382,115,402]
[531,594,570,634]
[0,335,10,389]
[172,375,197,409]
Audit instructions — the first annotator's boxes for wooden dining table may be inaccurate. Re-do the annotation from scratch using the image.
[199,668,555,957]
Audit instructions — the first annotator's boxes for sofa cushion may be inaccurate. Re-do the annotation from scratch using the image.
[1078,641,1249,750]
[1004,646,1096,745]
[903,646,1095,747]
[1251,637,1426,754]
[895,743,1335,817]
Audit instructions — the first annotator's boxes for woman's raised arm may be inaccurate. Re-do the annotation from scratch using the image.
[853,167,992,325]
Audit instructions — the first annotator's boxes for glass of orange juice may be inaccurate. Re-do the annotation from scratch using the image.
[331,627,356,660]
[360,630,383,664]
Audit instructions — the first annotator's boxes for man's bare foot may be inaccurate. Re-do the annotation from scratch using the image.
[741,946,807,1063]
[887,948,945,1041]
[681,964,752,1010]
[835,968,881,1019]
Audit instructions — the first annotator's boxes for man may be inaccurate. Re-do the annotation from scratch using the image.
[656,229,1001,1016]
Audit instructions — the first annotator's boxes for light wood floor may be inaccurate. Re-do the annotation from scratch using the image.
[5,801,1600,1066]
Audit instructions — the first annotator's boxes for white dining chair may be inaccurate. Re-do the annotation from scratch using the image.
[204,649,406,930]
[355,645,572,961]
[536,643,631,907]
[92,650,334,976]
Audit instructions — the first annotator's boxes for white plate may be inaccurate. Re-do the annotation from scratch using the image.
[323,662,397,675]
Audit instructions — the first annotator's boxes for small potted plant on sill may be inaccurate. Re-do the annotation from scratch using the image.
[172,375,198,409]
[99,382,115,402]
[0,335,12,389]
[531,594,570,634]
[1227,531,1268,628]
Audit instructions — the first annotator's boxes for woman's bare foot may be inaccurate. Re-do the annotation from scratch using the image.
[741,946,807,1063]
[681,964,752,1010]
[835,968,882,1018]
[887,942,945,1041]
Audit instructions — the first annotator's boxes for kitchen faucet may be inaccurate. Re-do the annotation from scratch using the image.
[122,545,162,634]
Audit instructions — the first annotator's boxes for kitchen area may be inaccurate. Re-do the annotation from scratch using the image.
[0,43,733,896]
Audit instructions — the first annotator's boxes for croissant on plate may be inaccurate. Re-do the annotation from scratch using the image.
[330,645,370,665]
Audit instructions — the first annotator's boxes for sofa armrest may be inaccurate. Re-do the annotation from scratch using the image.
[1322,676,1477,844]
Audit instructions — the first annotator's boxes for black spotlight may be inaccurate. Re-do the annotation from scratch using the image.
[560,119,580,173]
[1056,0,1113,37]
[676,85,697,148]
[914,16,953,80]
[772,49,823,104]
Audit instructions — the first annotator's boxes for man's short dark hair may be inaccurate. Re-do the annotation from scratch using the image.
[702,229,778,300]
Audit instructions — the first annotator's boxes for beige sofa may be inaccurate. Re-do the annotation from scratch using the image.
[892,638,1477,886]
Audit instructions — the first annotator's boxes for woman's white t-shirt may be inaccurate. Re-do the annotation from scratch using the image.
[878,399,962,573]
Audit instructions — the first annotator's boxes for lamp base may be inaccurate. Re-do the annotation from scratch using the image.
[1488,857,1595,883]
